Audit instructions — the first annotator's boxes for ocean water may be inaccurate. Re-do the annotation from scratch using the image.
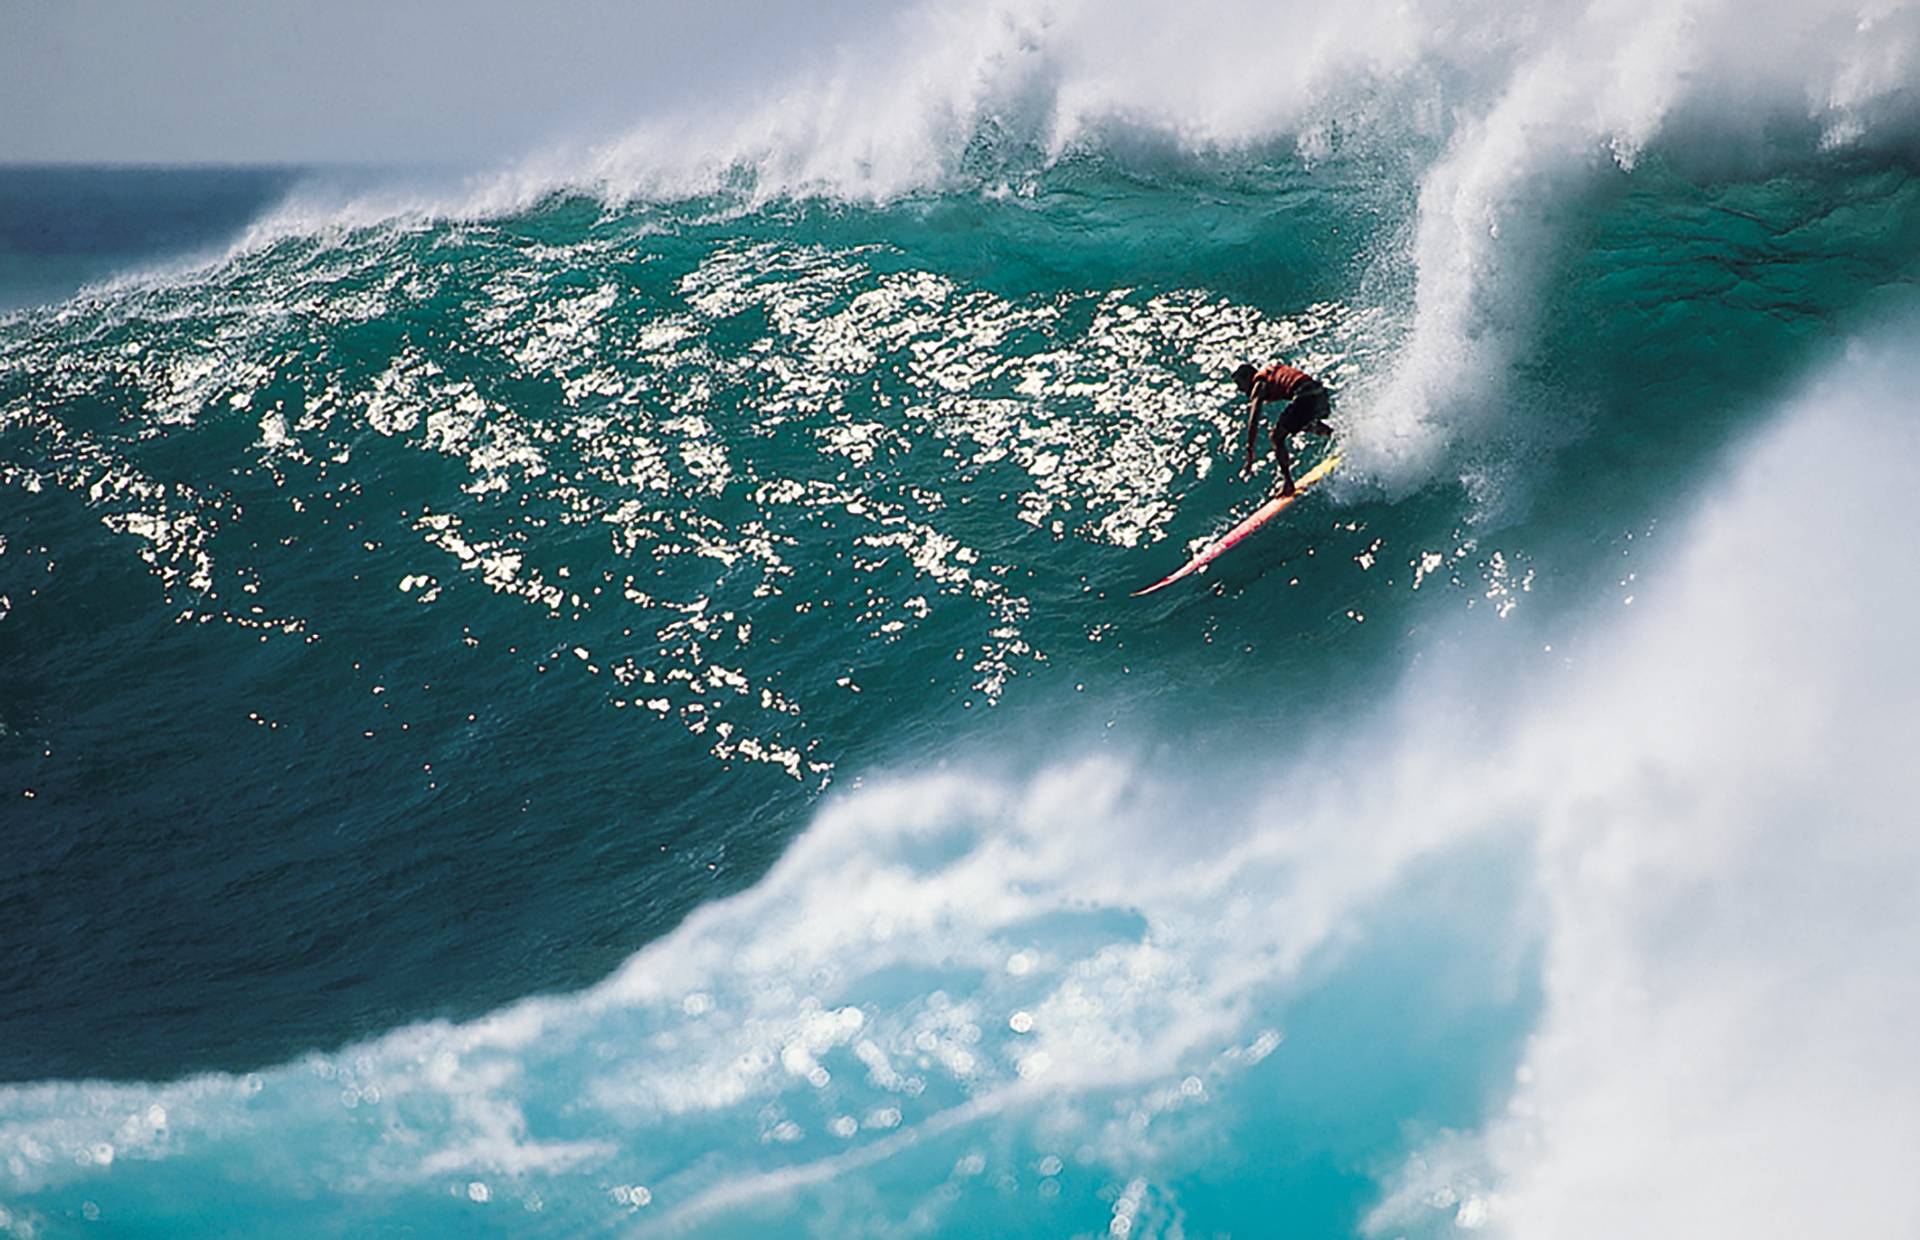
[0,168,303,316]
[4,3,1920,1235]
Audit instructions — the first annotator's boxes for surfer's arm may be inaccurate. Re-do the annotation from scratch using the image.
[1243,398,1263,472]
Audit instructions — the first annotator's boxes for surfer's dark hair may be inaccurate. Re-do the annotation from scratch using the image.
[1232,363,1256,385]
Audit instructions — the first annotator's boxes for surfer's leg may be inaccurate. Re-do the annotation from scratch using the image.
[1275,401,1309,493]
[1271,424,1296,494]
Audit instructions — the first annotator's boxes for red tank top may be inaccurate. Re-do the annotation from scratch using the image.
[1255,363,1314,401]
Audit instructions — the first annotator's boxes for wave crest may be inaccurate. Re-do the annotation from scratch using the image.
[240,0,1920,498]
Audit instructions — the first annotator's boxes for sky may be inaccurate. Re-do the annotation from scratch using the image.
[0,0,901,165]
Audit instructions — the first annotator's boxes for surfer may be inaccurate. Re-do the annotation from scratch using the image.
[1234,361,1332,496]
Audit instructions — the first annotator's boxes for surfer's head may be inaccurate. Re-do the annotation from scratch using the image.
[1232,363,1256,393]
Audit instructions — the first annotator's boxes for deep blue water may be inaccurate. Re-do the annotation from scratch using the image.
[0,166,304,314]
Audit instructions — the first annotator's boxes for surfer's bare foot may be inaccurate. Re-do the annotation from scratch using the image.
[1281,482,1297,497]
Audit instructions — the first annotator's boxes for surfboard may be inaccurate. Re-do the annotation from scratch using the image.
[1132,454,1341,597]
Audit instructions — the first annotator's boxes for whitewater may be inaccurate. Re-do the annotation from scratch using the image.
[3,0,1919,1234]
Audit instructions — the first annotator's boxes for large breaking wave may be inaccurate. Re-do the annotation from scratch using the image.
[4,1,1920,1235]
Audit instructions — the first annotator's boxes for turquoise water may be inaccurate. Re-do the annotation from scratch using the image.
[5,30,1920,1236]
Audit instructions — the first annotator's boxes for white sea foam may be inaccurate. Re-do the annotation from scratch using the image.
[1368,329,1920,1238]
[250,0,1920,211]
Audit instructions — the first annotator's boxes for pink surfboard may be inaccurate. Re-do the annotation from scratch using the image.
[1132,454,1341,597]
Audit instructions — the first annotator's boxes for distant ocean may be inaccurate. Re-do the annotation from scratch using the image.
[0,167,301,314]
[4,3,1920,1235]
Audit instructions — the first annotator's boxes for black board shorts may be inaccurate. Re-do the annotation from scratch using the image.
[1276,381,1331,435]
